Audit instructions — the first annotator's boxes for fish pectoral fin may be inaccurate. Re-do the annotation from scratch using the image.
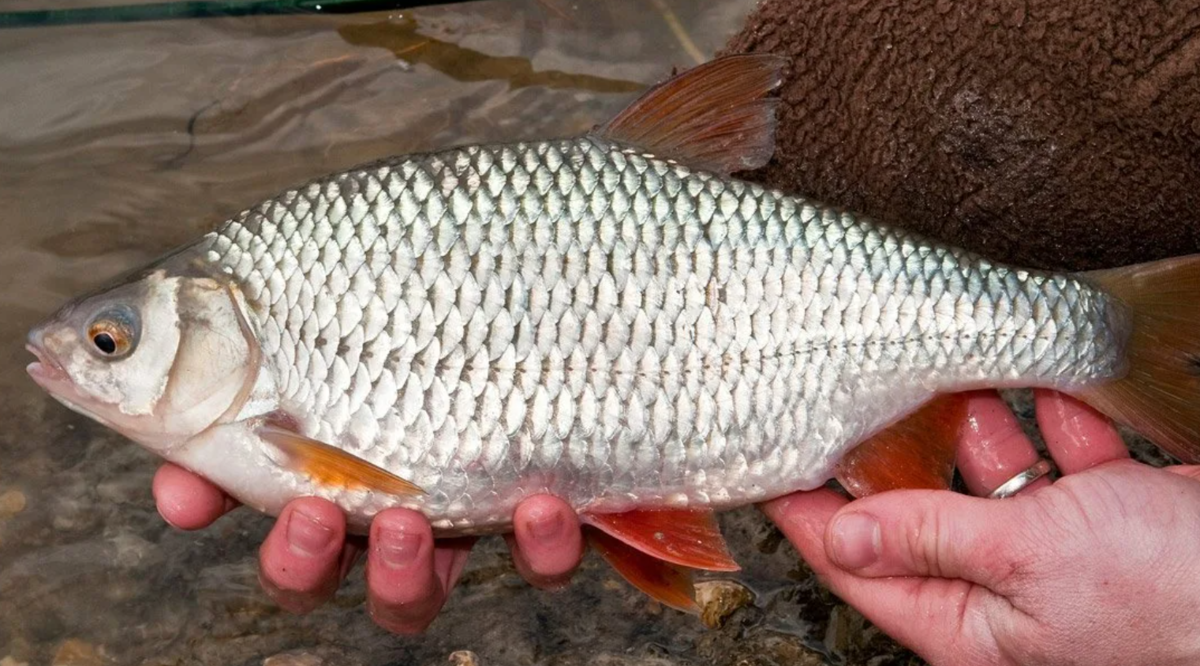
[592,54,786,176]
[257,425,425,496]
[585,526,699,614]
[581,508,739,572]
[835,394,967,498]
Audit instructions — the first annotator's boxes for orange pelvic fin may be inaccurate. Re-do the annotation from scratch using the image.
[585,527,699,614]
[581,508,739,572]
[258,425,424,497]
[594,54,786,175]
[835,394,966,498]
[1075,255,1200,463]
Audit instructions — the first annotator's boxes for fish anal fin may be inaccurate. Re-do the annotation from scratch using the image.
[581,508,739,572]
[585,527,698,614]
[258,424,425,497]
[835,394,966,498]
[594,54,786,175]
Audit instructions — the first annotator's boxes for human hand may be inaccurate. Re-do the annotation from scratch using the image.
[763,389,1200,666]
[151,467,584,633]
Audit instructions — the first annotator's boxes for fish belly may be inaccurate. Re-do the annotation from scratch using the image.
[201,137,1126,532]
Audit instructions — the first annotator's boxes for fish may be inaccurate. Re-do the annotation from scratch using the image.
[25,54,1200,613]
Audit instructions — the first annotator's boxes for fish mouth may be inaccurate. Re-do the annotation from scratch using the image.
[25,337,114,428]
[26,341,68,388]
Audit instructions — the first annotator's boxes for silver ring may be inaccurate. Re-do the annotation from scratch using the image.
[988,459,1055,499]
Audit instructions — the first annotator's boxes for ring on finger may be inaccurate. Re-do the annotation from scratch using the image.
[988,458,1056,499]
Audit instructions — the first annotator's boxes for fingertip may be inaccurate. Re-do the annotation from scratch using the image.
[759,487,849,565]
[258,498,346,614]
[1165,465,1200,483]
[366,508,442,634]
[1034,389,1129,474]
[152,463,234,531]
[511,495,583,589]
[371,507,434,543]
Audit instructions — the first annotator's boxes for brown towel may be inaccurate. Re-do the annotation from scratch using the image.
[724,0,1200,271]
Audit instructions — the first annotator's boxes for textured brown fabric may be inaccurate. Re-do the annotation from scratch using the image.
[724,0,1200,271]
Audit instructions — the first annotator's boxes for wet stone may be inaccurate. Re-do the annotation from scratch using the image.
[262,651,325,666]
[695,579,754,629]
[0,490,26,518]
[448,650,480,666]
[51,640,104,666]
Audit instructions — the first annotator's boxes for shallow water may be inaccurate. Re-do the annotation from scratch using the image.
[0,2,920,664]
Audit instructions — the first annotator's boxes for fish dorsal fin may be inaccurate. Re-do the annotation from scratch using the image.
[585,527,699,613]
[258,424,425,497]
[834,395,967,498]
[581,508,739,572]
[594,54,786,175]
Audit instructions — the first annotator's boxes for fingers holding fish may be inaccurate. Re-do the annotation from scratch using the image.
[505,495,584,590]
[1033,389,1129,474]
[758,489,1001,663]
[152,463,238,530]
[957,391,1052,498]
[258,497,347,614]
[366,508,475,634]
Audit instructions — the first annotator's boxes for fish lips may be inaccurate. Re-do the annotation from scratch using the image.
[26,327,81,403]
[26,338,121,432]
[26,339,68,389]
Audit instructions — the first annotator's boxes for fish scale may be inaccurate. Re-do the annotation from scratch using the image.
[200,135,1121,532]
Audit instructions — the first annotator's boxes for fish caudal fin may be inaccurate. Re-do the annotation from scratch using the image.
[595,54,786,175]
[835,395,966,497]
[1074,255,1200,463]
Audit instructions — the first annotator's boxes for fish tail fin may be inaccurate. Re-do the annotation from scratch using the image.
[1073,255,1200,463]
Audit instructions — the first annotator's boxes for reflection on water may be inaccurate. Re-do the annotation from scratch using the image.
[0,2,913,664]
[338,16,646,92]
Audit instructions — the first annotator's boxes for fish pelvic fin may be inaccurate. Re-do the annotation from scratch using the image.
[1075,255,1200,463]
[593,54,786,175]
[584,527,699,614]
[580,508,740,615]
[835,394,966,497]
[258,424,425,496]
[581,508,739,571]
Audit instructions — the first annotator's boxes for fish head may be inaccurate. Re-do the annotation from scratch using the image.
[26,266,259,453]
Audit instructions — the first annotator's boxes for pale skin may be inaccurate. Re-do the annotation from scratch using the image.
[154,390,1200,662]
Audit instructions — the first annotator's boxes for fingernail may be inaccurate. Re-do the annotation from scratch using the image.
[830,513,881,570]
[286,507,334,557]
[526,509,564,543]
[376,528,422,569]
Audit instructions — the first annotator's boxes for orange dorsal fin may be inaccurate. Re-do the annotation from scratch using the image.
[258,425,425,497]
[585,527,698,613]
[581,508,739,572]
[594,54,786,175]
[834,395,966,498]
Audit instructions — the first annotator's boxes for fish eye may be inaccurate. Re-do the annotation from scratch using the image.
[86,306,140,359]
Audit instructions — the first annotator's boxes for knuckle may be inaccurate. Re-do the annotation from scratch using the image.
[907,500,951,577]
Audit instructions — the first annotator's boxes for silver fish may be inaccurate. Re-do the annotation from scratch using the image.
[26,55,1200,608]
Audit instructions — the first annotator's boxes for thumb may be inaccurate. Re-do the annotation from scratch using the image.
[1165,465,1200,483]
[825,489,1017,587]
